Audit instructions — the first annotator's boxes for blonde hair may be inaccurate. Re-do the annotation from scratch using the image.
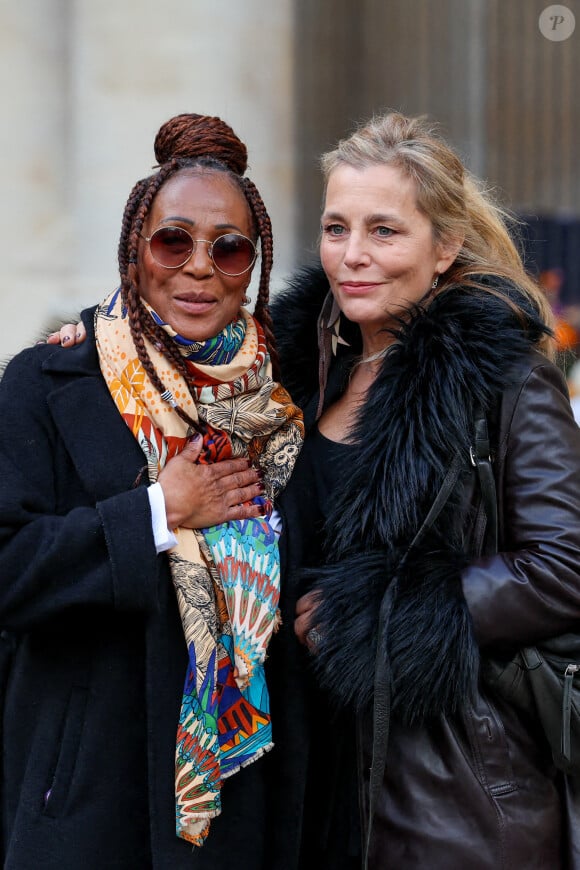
[321,112,554,358]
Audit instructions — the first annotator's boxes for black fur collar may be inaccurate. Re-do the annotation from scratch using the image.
[272,265,548,722]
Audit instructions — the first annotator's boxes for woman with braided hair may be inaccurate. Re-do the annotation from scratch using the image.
[0,113,304,868]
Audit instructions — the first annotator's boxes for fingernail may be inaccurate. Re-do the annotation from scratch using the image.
[189,433,202,443]
[75,332,82,340]
[62,335,70,344]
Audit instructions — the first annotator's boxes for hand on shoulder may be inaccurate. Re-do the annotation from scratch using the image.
[45,322,86,346]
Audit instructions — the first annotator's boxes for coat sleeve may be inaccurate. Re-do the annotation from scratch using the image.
[0,348,162,631]
[462,359,580,649]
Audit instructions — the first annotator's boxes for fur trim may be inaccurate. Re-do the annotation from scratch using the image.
[270,263,327,407]
[386,547,478,722]
[303,550,396,712]
[308,547,479,723]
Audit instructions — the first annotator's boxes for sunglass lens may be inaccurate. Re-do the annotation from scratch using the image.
[151,227,193,267]
[212,234,256,276]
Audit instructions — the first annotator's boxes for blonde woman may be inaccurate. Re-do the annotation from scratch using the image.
[278,113,580,869]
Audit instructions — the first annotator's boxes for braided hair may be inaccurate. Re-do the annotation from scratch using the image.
[117,113,279,431]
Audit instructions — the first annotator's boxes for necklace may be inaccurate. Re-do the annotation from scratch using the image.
[360,346,390,366]
[350,345,392,380]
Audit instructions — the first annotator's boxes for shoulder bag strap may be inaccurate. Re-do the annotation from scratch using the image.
[363,447,467,868]
[471,406,498,555]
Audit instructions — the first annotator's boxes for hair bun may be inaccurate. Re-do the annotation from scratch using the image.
[153,113,248,175]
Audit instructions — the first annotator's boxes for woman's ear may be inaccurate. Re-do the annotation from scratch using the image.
[435,235,463,275]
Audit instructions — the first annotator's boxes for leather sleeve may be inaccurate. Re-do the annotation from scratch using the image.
[462,358,580,650]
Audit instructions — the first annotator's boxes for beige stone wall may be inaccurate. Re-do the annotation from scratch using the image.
[0,0,295,358]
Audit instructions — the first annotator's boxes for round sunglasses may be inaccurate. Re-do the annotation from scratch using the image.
[139,226,257,276]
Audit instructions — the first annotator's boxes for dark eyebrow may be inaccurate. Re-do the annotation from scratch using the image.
[215,223,244,232]
[160,216,195,227]
[159,217,244,232]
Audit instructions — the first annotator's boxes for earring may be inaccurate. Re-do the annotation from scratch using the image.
[242,294,250,305]
[431,275,439,290]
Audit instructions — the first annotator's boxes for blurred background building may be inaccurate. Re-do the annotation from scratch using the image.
[1,0,579,381]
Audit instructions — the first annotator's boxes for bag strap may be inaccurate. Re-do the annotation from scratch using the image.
[363,447,467,868]
[363,581,397,869]
[471,406,498,555]
[409,449,467,551]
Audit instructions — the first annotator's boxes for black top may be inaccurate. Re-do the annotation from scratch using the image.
[288,427,361,868]
[292,425,353,587]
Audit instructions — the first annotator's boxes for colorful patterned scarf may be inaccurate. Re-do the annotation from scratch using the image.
[148,306,248,365]
[95,288,304,846]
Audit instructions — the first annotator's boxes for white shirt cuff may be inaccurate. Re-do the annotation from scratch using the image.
[147,482,178,553]
[269,507,283,537]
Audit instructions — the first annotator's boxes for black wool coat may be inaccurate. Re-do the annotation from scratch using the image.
[0,308,282,870]
[271,266,580,869]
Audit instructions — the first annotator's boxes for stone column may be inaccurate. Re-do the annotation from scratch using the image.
[0,0,72,357]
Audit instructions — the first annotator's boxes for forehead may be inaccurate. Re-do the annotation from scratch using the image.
[149,170,252,231]
[324,163,421,216]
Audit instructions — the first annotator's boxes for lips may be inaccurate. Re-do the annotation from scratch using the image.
[339,281,380,294]
[172,292,218,316]
[174,291,216,304]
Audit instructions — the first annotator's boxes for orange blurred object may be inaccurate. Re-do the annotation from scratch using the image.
[555,318,579,351]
